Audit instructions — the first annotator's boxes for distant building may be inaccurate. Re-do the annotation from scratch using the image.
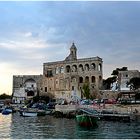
[41,43,103,102]
[12,75,42,103]
[118,70,140,91]
[12,43,103,103]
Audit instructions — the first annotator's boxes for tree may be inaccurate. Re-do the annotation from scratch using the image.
[111,67,128,76]
[0,93,11,99]
[82,83,90,99]
[127,77,140,91]
[103,76,117,90]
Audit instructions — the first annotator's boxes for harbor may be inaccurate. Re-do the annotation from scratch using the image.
[0,111,140,139]
[0,1,140,139]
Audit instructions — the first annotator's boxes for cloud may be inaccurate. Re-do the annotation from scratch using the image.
[24,32,32,37]
[0,1,140,94]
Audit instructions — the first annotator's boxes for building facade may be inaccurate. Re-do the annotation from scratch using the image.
[41,43,103,102]
[118,70,140,91]
[12,43,103,103]
[12,75,42,103]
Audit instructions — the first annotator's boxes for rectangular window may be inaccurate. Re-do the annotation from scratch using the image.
[45,87,47,92]
[72,86,74,90]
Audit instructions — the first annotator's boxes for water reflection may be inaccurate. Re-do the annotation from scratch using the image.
[0,114,12,138]
[0,112,140,139]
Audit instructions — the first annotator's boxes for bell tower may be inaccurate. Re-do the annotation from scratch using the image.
[70,42,77,60]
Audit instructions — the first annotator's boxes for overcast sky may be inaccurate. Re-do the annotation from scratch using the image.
[0,1,140,95]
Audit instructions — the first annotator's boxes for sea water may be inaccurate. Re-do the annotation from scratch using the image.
[0,113,140,139]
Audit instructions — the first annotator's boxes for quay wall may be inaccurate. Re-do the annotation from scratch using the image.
[55,104,140,114]
[55,104,78,114]
[99,90,119,99]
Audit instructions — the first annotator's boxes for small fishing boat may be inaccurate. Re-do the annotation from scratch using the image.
[20,108,38,117]
[1,106,13,115]
[76,114,98,127]
[37,109,46,116]
[20,108,46,117]
[76,108,99,127]
[22,111,37,117]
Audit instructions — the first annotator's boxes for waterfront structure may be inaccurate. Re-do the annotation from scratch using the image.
[12,75,42,103]
[41,43,103,102]
[118,70,140,91]
[12,43,103,103]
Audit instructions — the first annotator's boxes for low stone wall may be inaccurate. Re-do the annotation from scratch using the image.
[55,104,78,114]
[99,90,119,99]
[55,103,140,115]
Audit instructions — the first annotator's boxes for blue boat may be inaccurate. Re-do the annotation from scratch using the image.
[1,107,13,115]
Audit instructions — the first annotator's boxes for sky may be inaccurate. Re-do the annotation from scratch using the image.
[0,1,140,95]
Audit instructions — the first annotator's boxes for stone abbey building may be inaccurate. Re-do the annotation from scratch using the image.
[12,43,103,103]
[42,43,103,101]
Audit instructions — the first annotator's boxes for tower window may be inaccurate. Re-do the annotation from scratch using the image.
[72,86,74,90]
[45,87,47,92]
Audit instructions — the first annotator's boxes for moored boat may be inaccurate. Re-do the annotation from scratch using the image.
[37,109,46,116]
[22,111,37,117]
[20,108,38,117]
[20,107,46,117]
[1,106,13,115]
[76,114,99,127]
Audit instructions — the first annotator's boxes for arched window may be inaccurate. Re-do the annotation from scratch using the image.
[79,64,84,72]
[56,67,60,74]
[66,65,71,73]
[60,66,64,73]
[99,76,102,81]
[91,63,96,70]
[27,91,34,96]
[85,76,89,83]
[85,64,90,71]
[72,65,77,72]
[79,77,83,83]
[98,64,102,71]
[91,76,96,83]
[71,77,76,83]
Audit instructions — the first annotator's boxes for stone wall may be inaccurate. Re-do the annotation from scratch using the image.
[99,90,119,99]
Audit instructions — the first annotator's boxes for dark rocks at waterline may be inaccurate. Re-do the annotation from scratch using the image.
[52,111,76,119]
[52,111,63,118]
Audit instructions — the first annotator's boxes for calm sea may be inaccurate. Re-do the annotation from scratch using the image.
[0,112,140,139]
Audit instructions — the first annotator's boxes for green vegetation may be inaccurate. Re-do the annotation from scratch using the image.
[103,76,117,90]
[0,93,11,99]
[111,67,128,76]
[103,67,128,90]
[82,83,90,99]
[127,77,140,90]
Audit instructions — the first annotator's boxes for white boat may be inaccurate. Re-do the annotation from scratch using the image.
[22,111,37,117]
[21,108,38,117]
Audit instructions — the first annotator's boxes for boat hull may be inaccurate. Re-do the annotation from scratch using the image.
[2,108,13,115]
[37,110,46,116]
[22,112,37,117]
[76,114,98,127]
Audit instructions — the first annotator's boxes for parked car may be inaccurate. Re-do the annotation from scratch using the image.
[93,99,101,104]
[80,99,93,105]
[105,99,117,104]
